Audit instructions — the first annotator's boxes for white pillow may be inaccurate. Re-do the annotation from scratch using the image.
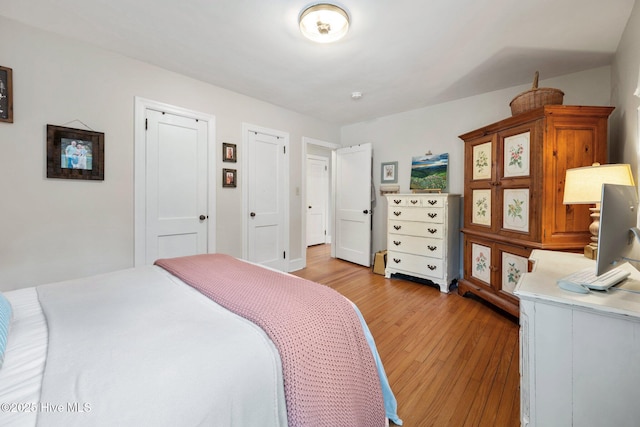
[0,293,12,369]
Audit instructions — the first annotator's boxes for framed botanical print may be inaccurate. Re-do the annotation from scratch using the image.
[472,142,491,180]
[503,188,529,232]
[381,161,398,184]
[501,251,528,294]
[472,189,491,226]
[503,132,530,178]
[471,243,491,284]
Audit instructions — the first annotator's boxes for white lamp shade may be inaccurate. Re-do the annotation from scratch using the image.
[299,4,350,43]
[563,163,635,204]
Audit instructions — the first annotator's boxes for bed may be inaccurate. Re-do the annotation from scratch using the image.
[0,253,401,426]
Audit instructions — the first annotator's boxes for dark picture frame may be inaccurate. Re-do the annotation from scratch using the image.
[222,168,237,187]
[223,142,237,162]
[46,124,105,180]
[0,66,13,123]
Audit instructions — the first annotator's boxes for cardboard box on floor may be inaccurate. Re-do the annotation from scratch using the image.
[373,250,387,275]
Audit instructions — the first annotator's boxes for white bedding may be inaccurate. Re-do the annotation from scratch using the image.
[1,266,288,426]
[0,288,48,427]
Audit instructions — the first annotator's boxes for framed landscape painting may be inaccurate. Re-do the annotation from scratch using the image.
[410,153,448,191]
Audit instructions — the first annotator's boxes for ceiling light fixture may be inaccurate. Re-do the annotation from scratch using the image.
[299,3,350,43]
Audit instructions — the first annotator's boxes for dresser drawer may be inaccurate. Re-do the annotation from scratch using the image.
[388,196,445,208]
[388,220,444,238]
[388,207,444,223]
[386,251,444,279]
[388,235,444,258]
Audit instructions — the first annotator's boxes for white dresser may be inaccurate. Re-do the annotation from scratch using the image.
[385,194,460,292]
[515,250,640,427]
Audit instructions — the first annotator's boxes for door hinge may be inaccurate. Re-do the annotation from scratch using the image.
[145,118,148,130]
[283,251,286,259]
[283,146,286,154]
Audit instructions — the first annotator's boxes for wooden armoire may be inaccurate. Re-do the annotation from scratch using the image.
[458,105,614,317]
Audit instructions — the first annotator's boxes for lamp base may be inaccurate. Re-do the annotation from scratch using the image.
[584,243,597,260]
[584,206,600,260]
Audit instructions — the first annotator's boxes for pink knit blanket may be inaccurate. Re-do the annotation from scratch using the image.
[155,254,385,426]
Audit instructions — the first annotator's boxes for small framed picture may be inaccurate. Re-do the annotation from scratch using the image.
[381,161,398,183]
[222,168,237,187]
[46,125,105,180]
[223,142,237,162]
[0,66,13,123]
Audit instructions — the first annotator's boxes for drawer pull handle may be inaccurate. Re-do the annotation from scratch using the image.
[393,225,402,230]
[428,228,437,234]
[393,199,402,205]
[410,199,419,204]
[394,211,402,216]
[428,200,437,205]
[428,213,438,219]
[393,240,401,246]
[427,245,437,251]
[393,258,401,264]
[427,265,437,271]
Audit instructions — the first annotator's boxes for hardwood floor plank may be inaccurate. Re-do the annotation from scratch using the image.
[294,245,520,426]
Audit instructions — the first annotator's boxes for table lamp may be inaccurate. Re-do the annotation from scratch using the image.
[563,163,635,259]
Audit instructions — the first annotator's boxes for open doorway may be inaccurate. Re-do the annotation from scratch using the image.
[302,137,339,269]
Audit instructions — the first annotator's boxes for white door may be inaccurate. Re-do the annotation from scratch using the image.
[246,128,289,271]
[306,155,328,246]
[335,143,372,266]
[144,109,209,263]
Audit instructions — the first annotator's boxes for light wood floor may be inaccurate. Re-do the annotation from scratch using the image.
[293,245,520,427]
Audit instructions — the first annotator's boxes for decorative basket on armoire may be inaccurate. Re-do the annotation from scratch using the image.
[509,71,564,116]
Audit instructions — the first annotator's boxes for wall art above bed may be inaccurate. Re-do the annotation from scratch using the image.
[46,124,105,180]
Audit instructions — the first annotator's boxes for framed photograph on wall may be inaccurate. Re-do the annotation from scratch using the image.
[381,161,398,183]
[223,142,237,162]
[222,168,237,187]
[0,66,13,123]
[46,124,105,180]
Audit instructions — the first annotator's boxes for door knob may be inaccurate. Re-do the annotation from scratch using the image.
[199,215,207,220]
[250,212,256,217]
[363,209,369,214]
[308,206,312,209]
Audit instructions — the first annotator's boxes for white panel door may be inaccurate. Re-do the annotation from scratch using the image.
[247,130,288,270]
[335,143,372,266]
[306,155,328,246]
[145,110,208,263]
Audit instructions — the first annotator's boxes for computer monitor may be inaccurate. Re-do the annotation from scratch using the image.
[596,183,639,275]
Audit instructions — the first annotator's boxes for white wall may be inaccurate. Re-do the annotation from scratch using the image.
[0,16,340,290]
[611,0,640,176]
[341,67,613,255]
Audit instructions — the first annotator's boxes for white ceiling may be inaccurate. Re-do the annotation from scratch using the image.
[0,0,635,125]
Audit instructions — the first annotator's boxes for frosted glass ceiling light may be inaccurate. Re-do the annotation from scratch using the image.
[299,4,350,43]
